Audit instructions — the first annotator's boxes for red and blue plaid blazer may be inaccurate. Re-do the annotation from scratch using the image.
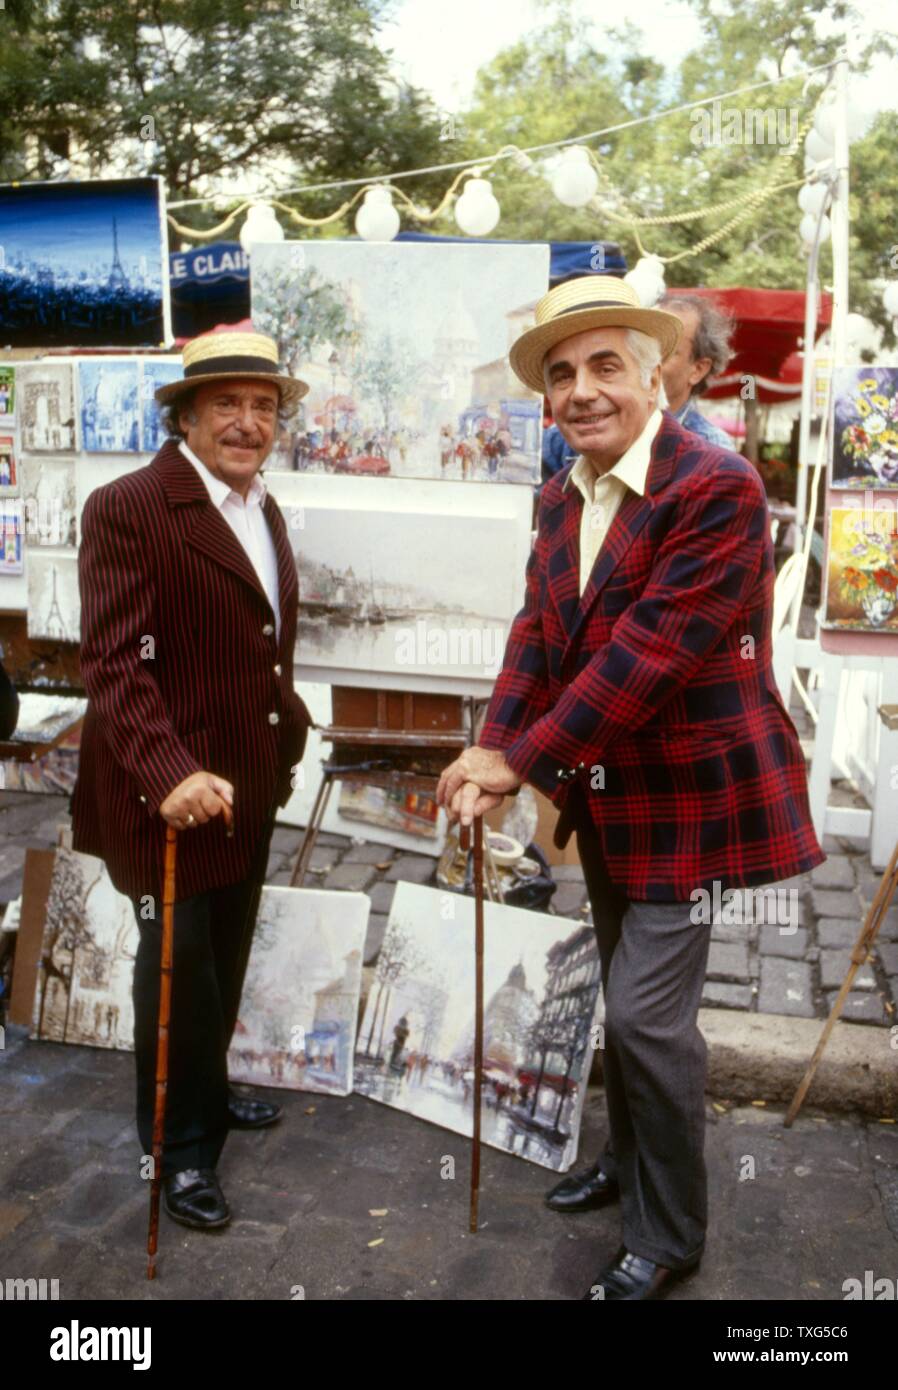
[479,414,824,901]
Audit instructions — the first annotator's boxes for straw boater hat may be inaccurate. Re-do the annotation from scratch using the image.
[154,322,309,410]
[509,275,683,393]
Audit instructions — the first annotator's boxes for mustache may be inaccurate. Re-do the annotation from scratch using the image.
[221,433,263,447]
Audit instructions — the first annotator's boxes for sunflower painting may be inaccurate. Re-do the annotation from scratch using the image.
[831,367,898,489]
[824,507,898,631]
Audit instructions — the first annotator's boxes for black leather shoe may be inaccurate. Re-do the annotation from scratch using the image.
[583,1245,701,1301]
[227,1091,282,1129]
[163,1168,230,1230]
[545,1160,620,1212]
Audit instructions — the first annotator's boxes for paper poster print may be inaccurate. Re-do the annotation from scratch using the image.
[0,512,23,573]
[354,883,602,1172]
[78,360,140,452]
[0,176,170,348]
[0,434,16,491]
[824,507,898,630]
[831,367,898,489]
[251,241,548,483]
[17,363,76,452]
[26,548,80,641]
[30,848,138,1050]
[140,359,182,452]
[228,887,368,1096]
[21,457,77,546]
[0,366,15,417]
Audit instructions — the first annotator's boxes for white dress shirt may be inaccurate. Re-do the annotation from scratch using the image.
[179,441,281,638]
[563,408,662,594]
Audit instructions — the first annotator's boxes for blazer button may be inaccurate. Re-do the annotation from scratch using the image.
[139,795,147,804]
[273,663,282,675]
[269,712,280,725]
[262,623,274,637]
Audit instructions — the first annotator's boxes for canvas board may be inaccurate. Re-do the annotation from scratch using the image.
[29,847,138,1051]
[251,240,548,484]
[227,886,369,1096]
[822,505,898,632]
[0,365,15,418]
[21,456,77,547]
[354,882,601,1172]
[17,363,77,452]
[831,366,898,490]
[266,471,531,696]
[27,547,80,641]
[0,176,171,348]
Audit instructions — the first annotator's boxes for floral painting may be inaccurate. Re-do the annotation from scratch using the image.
[824,507,898,631]
[831,367,898,489]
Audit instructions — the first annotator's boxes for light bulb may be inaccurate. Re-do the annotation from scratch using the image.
[239,203,284,252]
[798,182,829,216]
[883,283,898,318]
[354,187,400,241]
[454,177,500,236]
[805,129,833,164]
[551,147,599,209]
[799,212,831,246]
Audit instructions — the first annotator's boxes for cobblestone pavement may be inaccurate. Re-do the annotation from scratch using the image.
[0,786,894,1030]
[1,1025,896,1301]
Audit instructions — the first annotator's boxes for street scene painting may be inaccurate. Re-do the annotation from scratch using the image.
[27,548,80,641]
[824,507,898,631]
[0,434,16,491]
[0,177,170,348]
[30,848,138,1051]
[21,457,77,546]
[78,360,140,452]
[354,883,602,1172]
[267,472,531,689]
[0,366,15,417]
[831,367,898,489]
[228,887,368,1096]
[251,241,548,482]
[17,363,77,452]
[140,358,182,452]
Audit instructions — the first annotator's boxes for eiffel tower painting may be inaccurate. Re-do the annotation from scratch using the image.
[106,217,129,291]
[27,550,80,642]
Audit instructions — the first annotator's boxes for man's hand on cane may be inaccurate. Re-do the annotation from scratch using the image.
[159,771,234,832]
[437,746,522,828]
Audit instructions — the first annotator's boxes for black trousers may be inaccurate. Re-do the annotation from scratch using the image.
[130,819,274,1177]
[570,786,712,1268]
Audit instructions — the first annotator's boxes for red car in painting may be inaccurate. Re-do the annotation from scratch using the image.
[333,453,391,476]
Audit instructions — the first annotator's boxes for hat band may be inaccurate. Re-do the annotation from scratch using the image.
[184,354,282,379]
[555,299,631,316]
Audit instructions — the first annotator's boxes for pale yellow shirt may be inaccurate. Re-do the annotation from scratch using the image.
[179,441,281,639]
[562,409,662,594]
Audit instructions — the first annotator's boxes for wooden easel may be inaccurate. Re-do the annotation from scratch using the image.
[288,686,503,898]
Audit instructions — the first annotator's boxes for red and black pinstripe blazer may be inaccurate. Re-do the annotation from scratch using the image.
[71,439,311,904]
[479,414,825,901]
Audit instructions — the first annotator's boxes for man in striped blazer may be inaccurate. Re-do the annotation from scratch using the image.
[438,277,824,1301]
[71,325,312,1230]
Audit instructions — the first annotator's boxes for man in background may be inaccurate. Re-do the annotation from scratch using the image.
[659,292,734,449]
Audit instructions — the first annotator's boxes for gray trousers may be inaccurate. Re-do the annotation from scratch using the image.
[574,804,712,1270]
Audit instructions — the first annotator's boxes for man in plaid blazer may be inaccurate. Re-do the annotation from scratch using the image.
[438,276,824,1301]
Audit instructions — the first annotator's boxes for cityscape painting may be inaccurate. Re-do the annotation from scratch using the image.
[27,548,80,641]
[251,241,548,484]
[78,360,141,452]
[354,883,602,1172]
[21,456,77,546]
[140,358,182,452]
[0,177,170,347]
[0,366,15,417]
[0,434,16,491]
[266,471,531,691]
[17,363,77,452]
[228,887,369,1096]
[30,848,138,1051]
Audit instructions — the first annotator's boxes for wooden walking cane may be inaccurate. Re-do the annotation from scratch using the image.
[784,836,898,1129]
[459,816,486,1233]
[146,802,234,1281]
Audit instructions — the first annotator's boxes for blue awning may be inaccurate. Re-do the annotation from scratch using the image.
[394,231,626,282]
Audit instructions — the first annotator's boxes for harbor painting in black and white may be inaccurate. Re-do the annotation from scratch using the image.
[354,883,601,1171]
[79,361,140,452]
[17,363,76,452]
[141,359,182,452]
[30,848,138,1051]
[228,887,368,1097]
[0,177,169,347]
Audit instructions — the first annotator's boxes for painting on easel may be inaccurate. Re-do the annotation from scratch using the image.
[823,506,898,632]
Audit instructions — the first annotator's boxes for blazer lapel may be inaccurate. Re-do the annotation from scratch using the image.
[262,491,298,650]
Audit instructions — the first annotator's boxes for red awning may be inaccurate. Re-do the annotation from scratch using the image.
[674,287,832,404]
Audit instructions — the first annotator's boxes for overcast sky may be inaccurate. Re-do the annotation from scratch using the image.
[383,0,898,125]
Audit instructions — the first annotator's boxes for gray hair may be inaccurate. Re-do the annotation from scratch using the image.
[159,386,295,441]
[541,326,666,402]
[659,293,733,396]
